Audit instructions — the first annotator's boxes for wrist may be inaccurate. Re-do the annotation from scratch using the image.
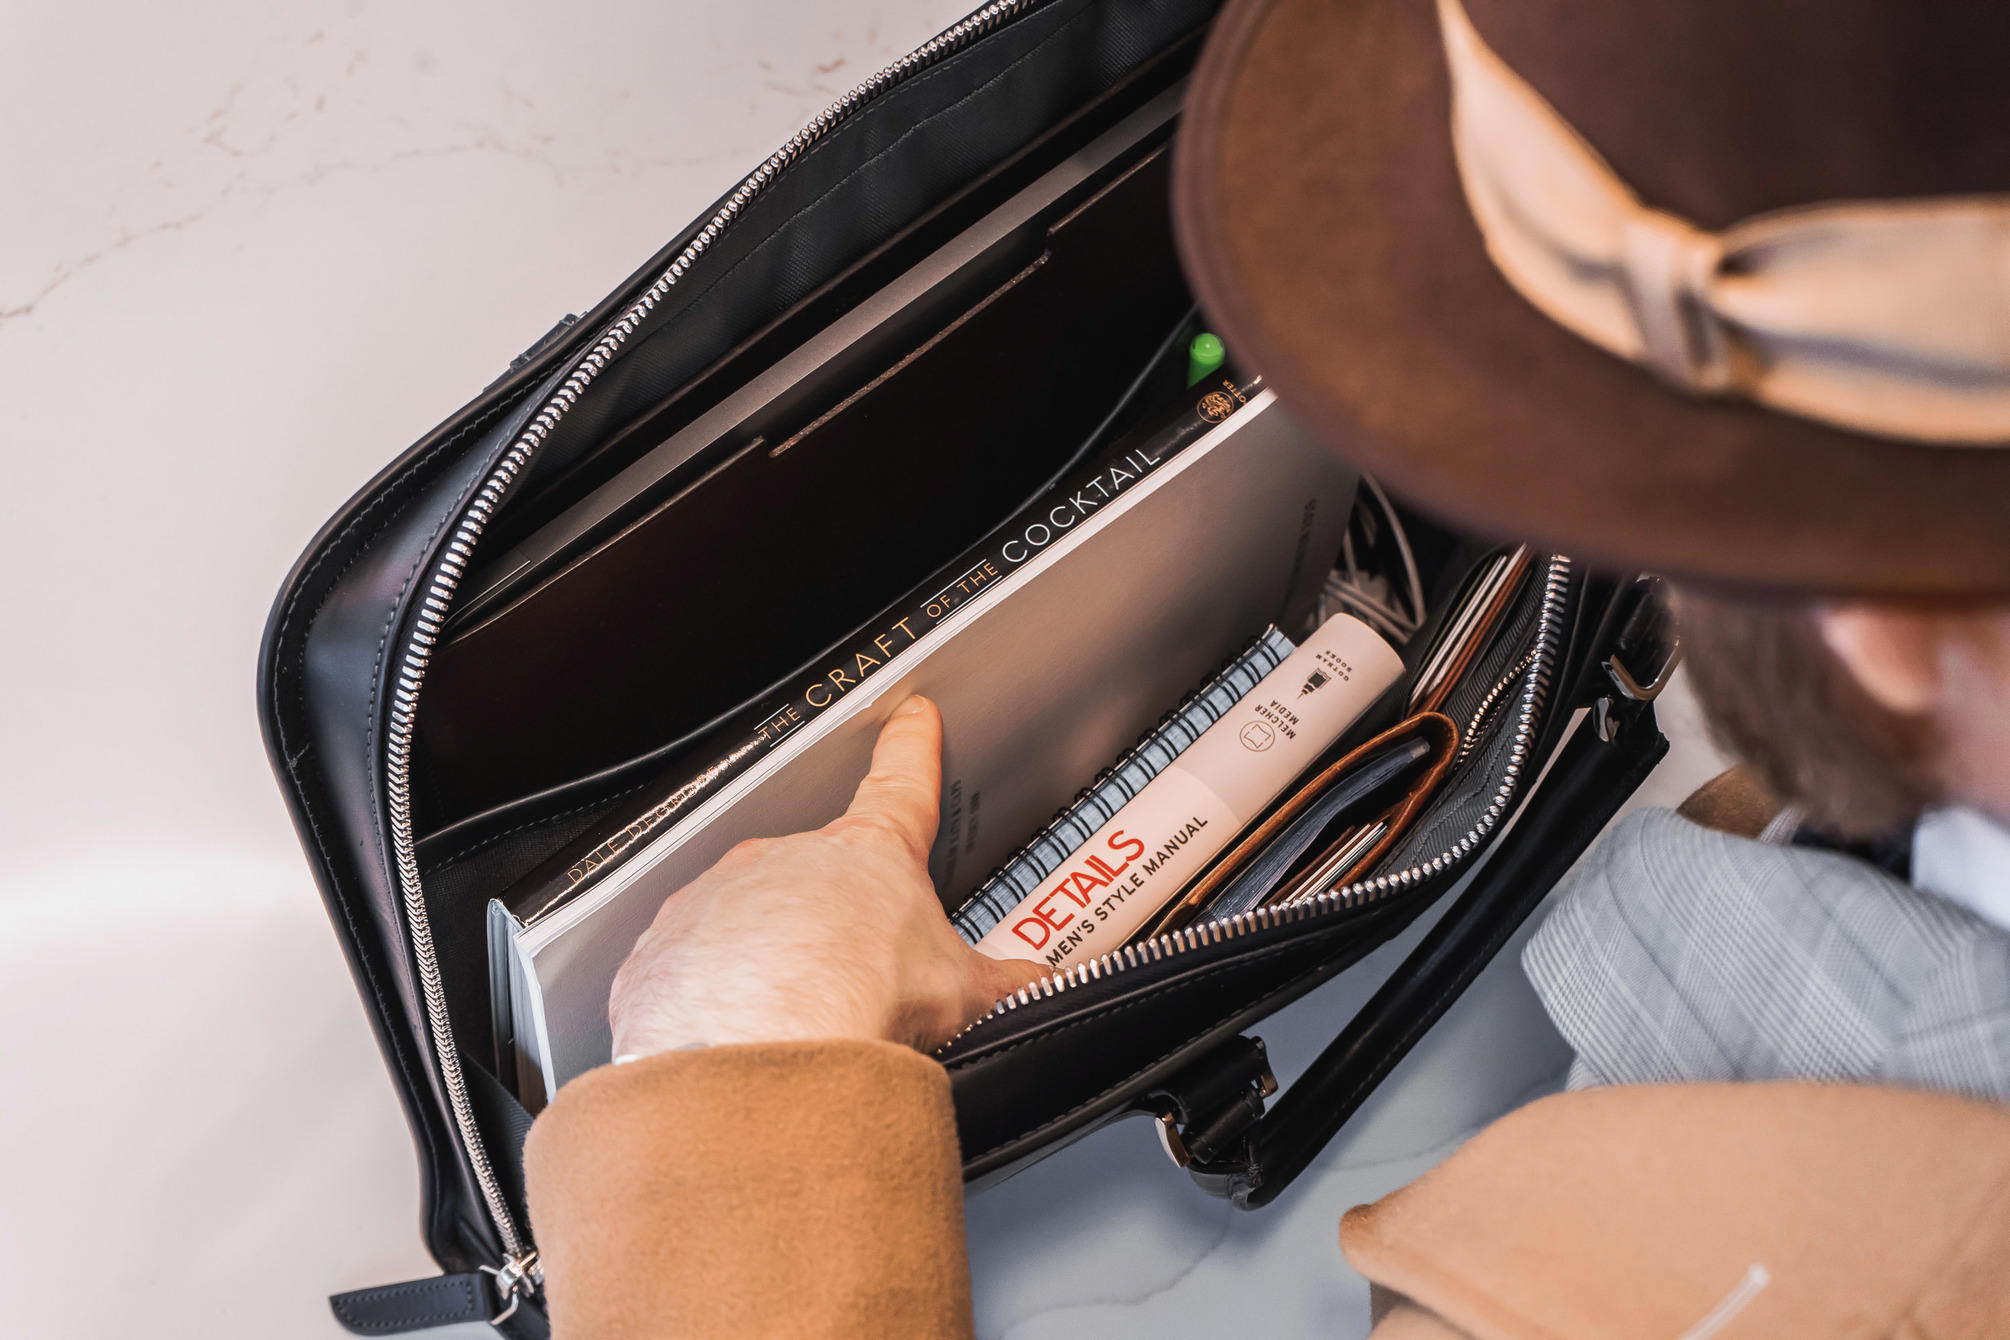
[611,997,893,1060]
[612,1041,708,1065]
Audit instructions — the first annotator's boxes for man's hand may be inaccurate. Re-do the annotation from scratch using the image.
[609,695,1047,1059]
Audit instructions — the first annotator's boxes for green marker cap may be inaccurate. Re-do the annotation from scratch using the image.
[1186,332,1226,387]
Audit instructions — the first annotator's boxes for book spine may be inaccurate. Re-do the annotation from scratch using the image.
[509,371,1267,921]
[970,613,1404,968]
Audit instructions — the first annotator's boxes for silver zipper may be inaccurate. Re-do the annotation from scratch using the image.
[1455,647,1535,766]
[946,554,1573,1045]
[380,0,1050,1274]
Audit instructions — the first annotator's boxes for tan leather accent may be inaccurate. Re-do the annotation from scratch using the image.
[1269,711,1459,903]
[1340,1083,2010,1338]
[1148,712,1458,934]
[1676,766,1781,839]
[523,1040,973,1339]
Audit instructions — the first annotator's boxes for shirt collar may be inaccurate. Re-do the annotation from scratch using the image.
[1913,806,2010,933]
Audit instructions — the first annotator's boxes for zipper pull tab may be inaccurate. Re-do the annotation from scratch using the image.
[329,1253,545,1336]
[481,1250,544,1325]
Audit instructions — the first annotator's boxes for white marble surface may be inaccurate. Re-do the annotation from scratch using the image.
[0,3,1727,1336]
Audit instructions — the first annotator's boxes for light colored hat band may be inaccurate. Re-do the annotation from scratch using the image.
[1438,0,2010,446]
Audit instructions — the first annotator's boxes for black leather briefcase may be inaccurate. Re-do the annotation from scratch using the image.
[258,2,1672,1332]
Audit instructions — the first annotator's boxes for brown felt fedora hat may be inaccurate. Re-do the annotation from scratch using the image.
[1174,0,2010,597]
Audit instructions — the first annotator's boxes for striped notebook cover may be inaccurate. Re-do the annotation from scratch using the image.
[951,625,1295,943]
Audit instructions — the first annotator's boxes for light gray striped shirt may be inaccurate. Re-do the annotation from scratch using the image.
[1524,808,2010,1101]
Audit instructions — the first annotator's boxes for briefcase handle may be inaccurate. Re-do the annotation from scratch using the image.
[1168,692,1669,1206]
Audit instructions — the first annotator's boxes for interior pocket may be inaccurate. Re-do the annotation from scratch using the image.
[415,146,1192,830]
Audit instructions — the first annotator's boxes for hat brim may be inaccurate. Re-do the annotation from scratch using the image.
[1174,0,2010,597]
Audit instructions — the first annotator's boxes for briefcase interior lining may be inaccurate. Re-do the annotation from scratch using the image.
[408,50,1554,1138]
[417,140,1193,827]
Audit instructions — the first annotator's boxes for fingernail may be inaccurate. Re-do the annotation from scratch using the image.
[893,694,930,717]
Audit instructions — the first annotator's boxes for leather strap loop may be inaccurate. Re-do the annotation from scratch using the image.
[330,1273,549,1338]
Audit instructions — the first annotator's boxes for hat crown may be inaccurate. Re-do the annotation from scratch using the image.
[1466,0,2010,229]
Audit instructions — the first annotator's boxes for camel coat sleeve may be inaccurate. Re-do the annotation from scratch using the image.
[524,1045,2010,1338]
[1346,1083,2010,1339]
[523,1039,974,1339]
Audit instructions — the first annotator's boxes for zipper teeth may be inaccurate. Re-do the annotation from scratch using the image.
[381,0,1046,1265]
[943,555,1574,1049]
[1455,648,1535,766]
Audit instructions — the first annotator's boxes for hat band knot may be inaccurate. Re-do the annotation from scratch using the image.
[1438,0,2010,446]
[1619,208,1730,393]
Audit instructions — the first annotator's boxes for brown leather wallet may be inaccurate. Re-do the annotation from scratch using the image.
[1143,712,1459,936]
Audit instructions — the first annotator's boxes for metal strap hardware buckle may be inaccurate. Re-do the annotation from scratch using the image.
[1605,645,1680,702]
[1595,578,1680,741]
[481,1251,543,1325]
[1602,575,1680,702]
[1150,1035,1279,1169]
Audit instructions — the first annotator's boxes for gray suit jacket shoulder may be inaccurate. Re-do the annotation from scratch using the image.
[1524,808,2010,1100]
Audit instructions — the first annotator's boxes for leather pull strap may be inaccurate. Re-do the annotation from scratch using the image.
[331,1273,549,1338]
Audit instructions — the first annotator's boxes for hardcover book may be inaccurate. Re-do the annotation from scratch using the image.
[492,386,1358,1107]
[496,372,1270,930]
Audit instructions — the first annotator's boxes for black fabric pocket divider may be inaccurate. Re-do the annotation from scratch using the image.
[415,145,1192,829]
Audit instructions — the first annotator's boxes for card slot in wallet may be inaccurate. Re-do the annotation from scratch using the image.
[1409,547,1530,714]
[1143,712,1459,935]
[1261,714,1463,908]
